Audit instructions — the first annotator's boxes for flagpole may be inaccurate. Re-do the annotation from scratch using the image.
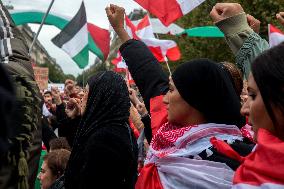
[164,58,172,76]
[29,0,55,54]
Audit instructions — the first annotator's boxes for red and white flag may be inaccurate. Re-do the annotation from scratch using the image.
[111,52,135,85]
[269,24,284,48]
[111,51,127,72]
[136,123,243,189]
[125,15,181,62]
[134,0,206,26]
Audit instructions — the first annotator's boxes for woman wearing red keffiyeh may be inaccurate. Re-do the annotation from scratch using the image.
[106,4,254,189]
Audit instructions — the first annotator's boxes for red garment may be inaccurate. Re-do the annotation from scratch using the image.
[240,124,254,142]
[135,163,163,189]
[129,119,140,139]
[136,122,241,189]
[233,128,284,188]
[211,128,284,188]
[210,137,245,163]
[149,95,167,136]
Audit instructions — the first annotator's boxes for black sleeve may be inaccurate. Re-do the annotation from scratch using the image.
[55,103,68,124]
[55,103,81,147]
[42,117,57,151]
[141,114,152,143]
[120,39,169,110]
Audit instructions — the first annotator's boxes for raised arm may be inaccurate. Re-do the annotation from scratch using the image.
[106,4,168,110]
[210,3,269,79]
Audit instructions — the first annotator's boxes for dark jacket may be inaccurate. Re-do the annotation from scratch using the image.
[55,103,80,147]
[0,2,42,188]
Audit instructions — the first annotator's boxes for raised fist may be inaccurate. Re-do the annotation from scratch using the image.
[210,3,244,23]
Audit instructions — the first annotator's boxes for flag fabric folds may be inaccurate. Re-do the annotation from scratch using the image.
[52,2,89,69]
[269,24,284,48]
[125,15,181,62]
[232,129,284,189]
[111,51,127,72]
[133,0,206,26]
[87,23,110,61]
[111,52,134,85]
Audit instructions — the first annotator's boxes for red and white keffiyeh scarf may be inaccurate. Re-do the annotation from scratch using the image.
[146,122,243,163]
[136,122,243,189]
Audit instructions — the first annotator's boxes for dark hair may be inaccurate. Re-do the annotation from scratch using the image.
[44,91,52,96]
[49,137,71,152]
[252,42,284,136]
[221,62,243,98]
[43,149,71,178]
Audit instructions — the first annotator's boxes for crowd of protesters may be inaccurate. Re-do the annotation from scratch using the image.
[0,1,284,189]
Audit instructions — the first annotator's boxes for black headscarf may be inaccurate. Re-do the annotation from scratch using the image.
[172,59,244,127]
[75,71,131,140]
[64,71,132,188]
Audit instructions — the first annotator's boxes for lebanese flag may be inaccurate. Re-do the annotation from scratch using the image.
[134,0,206,26]
[125,15,181,62]
[111,51,127,72]
[269,24,284,48]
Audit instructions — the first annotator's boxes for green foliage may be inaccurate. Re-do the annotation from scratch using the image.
[159,0,284,71]
[236,0,284,37]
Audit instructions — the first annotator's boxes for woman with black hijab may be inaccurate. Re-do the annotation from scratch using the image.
[105,4,251,189]
[64,71,138,189]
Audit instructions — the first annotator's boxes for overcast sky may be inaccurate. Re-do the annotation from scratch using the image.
[3,0,142,76]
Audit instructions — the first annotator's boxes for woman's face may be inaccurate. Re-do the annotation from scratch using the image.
[245,74,276,141]
[80,84,89,115]
[38,161,57,189]
[163,77,202,125]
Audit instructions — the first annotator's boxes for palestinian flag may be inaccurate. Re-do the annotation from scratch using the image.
[52,2,89,69]
[10,9,110,64]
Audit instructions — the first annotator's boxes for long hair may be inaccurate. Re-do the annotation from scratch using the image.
[252,42,284,138]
